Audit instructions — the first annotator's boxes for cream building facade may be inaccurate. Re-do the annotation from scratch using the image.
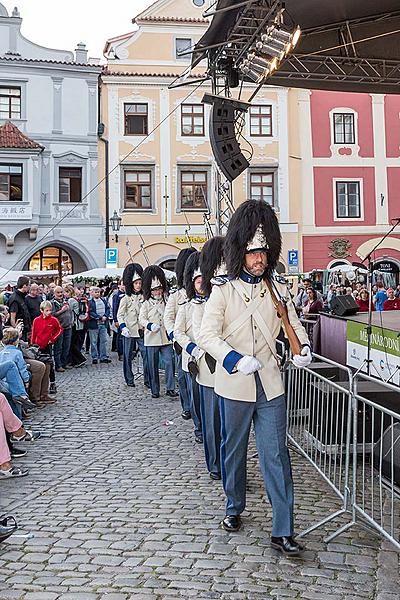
[100,0,303,272]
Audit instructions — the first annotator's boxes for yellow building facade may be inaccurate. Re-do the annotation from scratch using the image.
[100,0,303,272]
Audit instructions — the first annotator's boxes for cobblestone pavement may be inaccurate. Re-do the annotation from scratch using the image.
[0,357,399,600]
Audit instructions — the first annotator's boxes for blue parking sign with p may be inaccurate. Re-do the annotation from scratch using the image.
[105,247,118,266]
[288,249,298,267]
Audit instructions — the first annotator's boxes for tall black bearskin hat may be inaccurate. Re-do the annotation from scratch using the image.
[224,200,281,281]
[183,251,200,301]
[175,247,197,289]
[199,236,226,297]
[142,265,168,300]
[122,263,144,296]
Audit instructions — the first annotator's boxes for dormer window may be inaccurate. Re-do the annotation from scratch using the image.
[0,87,21,120]
[175,38,192,61]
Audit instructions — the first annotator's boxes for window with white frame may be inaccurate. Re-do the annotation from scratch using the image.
[179,170,208,210]
[249,172,275,206]
[333,113,355,144]
[175,38,192,61]
[249,105,272,136]
[124,103,148,136]
[336,181,361,218]
[123,169,152,210]
[0,164,23,201]
[0,87,21,120]
[181,104,204,136]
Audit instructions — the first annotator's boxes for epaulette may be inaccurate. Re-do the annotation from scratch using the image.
[169,288,178,295]
[177,299,188,306]
[274,274,288,285]
[192,296,207,305]
[211,275,231,286]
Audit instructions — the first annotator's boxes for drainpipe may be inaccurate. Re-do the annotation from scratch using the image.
[97,82,110,249]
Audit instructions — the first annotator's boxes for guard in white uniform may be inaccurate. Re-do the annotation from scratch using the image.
[139,266,178,400]
[117,263,150,388]
[164,248,197,419]
[198,200,312,557]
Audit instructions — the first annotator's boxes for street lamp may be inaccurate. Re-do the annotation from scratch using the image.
[110,210,122,242]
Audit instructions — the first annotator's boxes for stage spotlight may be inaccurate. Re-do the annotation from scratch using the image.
[256,38,285,60]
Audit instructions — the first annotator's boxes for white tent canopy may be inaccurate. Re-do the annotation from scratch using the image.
[0,269,59,287]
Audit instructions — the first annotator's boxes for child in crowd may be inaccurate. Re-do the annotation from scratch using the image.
[31,301,63,350]
[139,266,177,399]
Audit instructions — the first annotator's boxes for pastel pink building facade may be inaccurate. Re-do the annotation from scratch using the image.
[299,89,400,286]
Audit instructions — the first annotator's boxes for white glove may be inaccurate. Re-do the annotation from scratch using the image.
[121,327,130,338]
[191,346,204,360]
[236,355,262,375]
[292,345,312,368]
[150,323,161,333]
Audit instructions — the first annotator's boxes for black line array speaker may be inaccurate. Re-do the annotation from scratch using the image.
[203,94,250,182]
[331,294,359,317]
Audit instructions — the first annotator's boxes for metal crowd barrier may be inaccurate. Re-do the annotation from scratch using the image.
[300,316,320,351]
[286,354,353,540]
[349,373,400,550]
[286,357,400,551]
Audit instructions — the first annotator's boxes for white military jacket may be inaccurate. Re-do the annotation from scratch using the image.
[139,297,171,347]
[163,288,187,339]
[117,294,142,338]
[198,275,309,402]
[191,299,215,388]
[174,301,194,373]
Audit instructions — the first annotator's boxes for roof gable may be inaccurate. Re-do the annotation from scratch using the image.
[0,121,43,150]
[134,0,208,24]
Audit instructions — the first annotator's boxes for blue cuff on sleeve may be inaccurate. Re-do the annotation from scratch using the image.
[146,323,153,331]
[186,342,196,355]
[168,331,174,341]
[222,350,243,374]
[119,322,126,332]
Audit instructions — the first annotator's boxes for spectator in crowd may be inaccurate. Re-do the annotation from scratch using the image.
[356,289,374,312]
[8,277,31,341]
[67,287,87,368]
[295,278,323,308]
[111,281,125,361]
[139,266,176,399]
[374,282,388,311]
[37,284,46,301]
[383,288,400,311]
[0,358,34,417]
[31,300,62,397]
[87,287,111,365]
[64,285,86,368]
[302,288,324,316]
[345,286,353,296]
[0,392,30,479]
[394,284,400,298]
[51,286,73,372]
[25,283,42,324]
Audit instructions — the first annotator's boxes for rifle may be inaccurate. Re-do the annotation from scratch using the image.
[266,281,302,356]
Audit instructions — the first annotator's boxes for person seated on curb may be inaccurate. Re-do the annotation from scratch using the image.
[0,328,34,415]
[0,359,34,418]
[0,392,40,479]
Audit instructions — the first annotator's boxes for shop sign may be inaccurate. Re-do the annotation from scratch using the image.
[0,205,32,219]
[373,261,399,274]
[175,236,207,244]
[346,320,400,384]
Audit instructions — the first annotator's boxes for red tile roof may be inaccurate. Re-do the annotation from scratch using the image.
[102,67,206,78]
[134,16,208,24]
[0,121,43,150]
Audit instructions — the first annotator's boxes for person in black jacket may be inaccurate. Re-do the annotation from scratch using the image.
[8,277,31,341]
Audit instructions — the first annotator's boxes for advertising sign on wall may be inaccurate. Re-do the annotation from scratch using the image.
[346,320,400,385]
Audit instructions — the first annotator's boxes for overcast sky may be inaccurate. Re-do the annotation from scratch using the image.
[2,0,154,58]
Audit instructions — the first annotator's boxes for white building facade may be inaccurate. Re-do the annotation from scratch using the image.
[0,3,103,275]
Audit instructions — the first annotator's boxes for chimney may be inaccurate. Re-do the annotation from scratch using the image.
[75,42,88,64]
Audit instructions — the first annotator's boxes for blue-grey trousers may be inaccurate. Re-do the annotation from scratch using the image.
[185,371,202,437]
[199,384,221,476]
[176,352,190,412]
[146,344,175,396]
[122,336,150,387]
[219,373,294,537]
